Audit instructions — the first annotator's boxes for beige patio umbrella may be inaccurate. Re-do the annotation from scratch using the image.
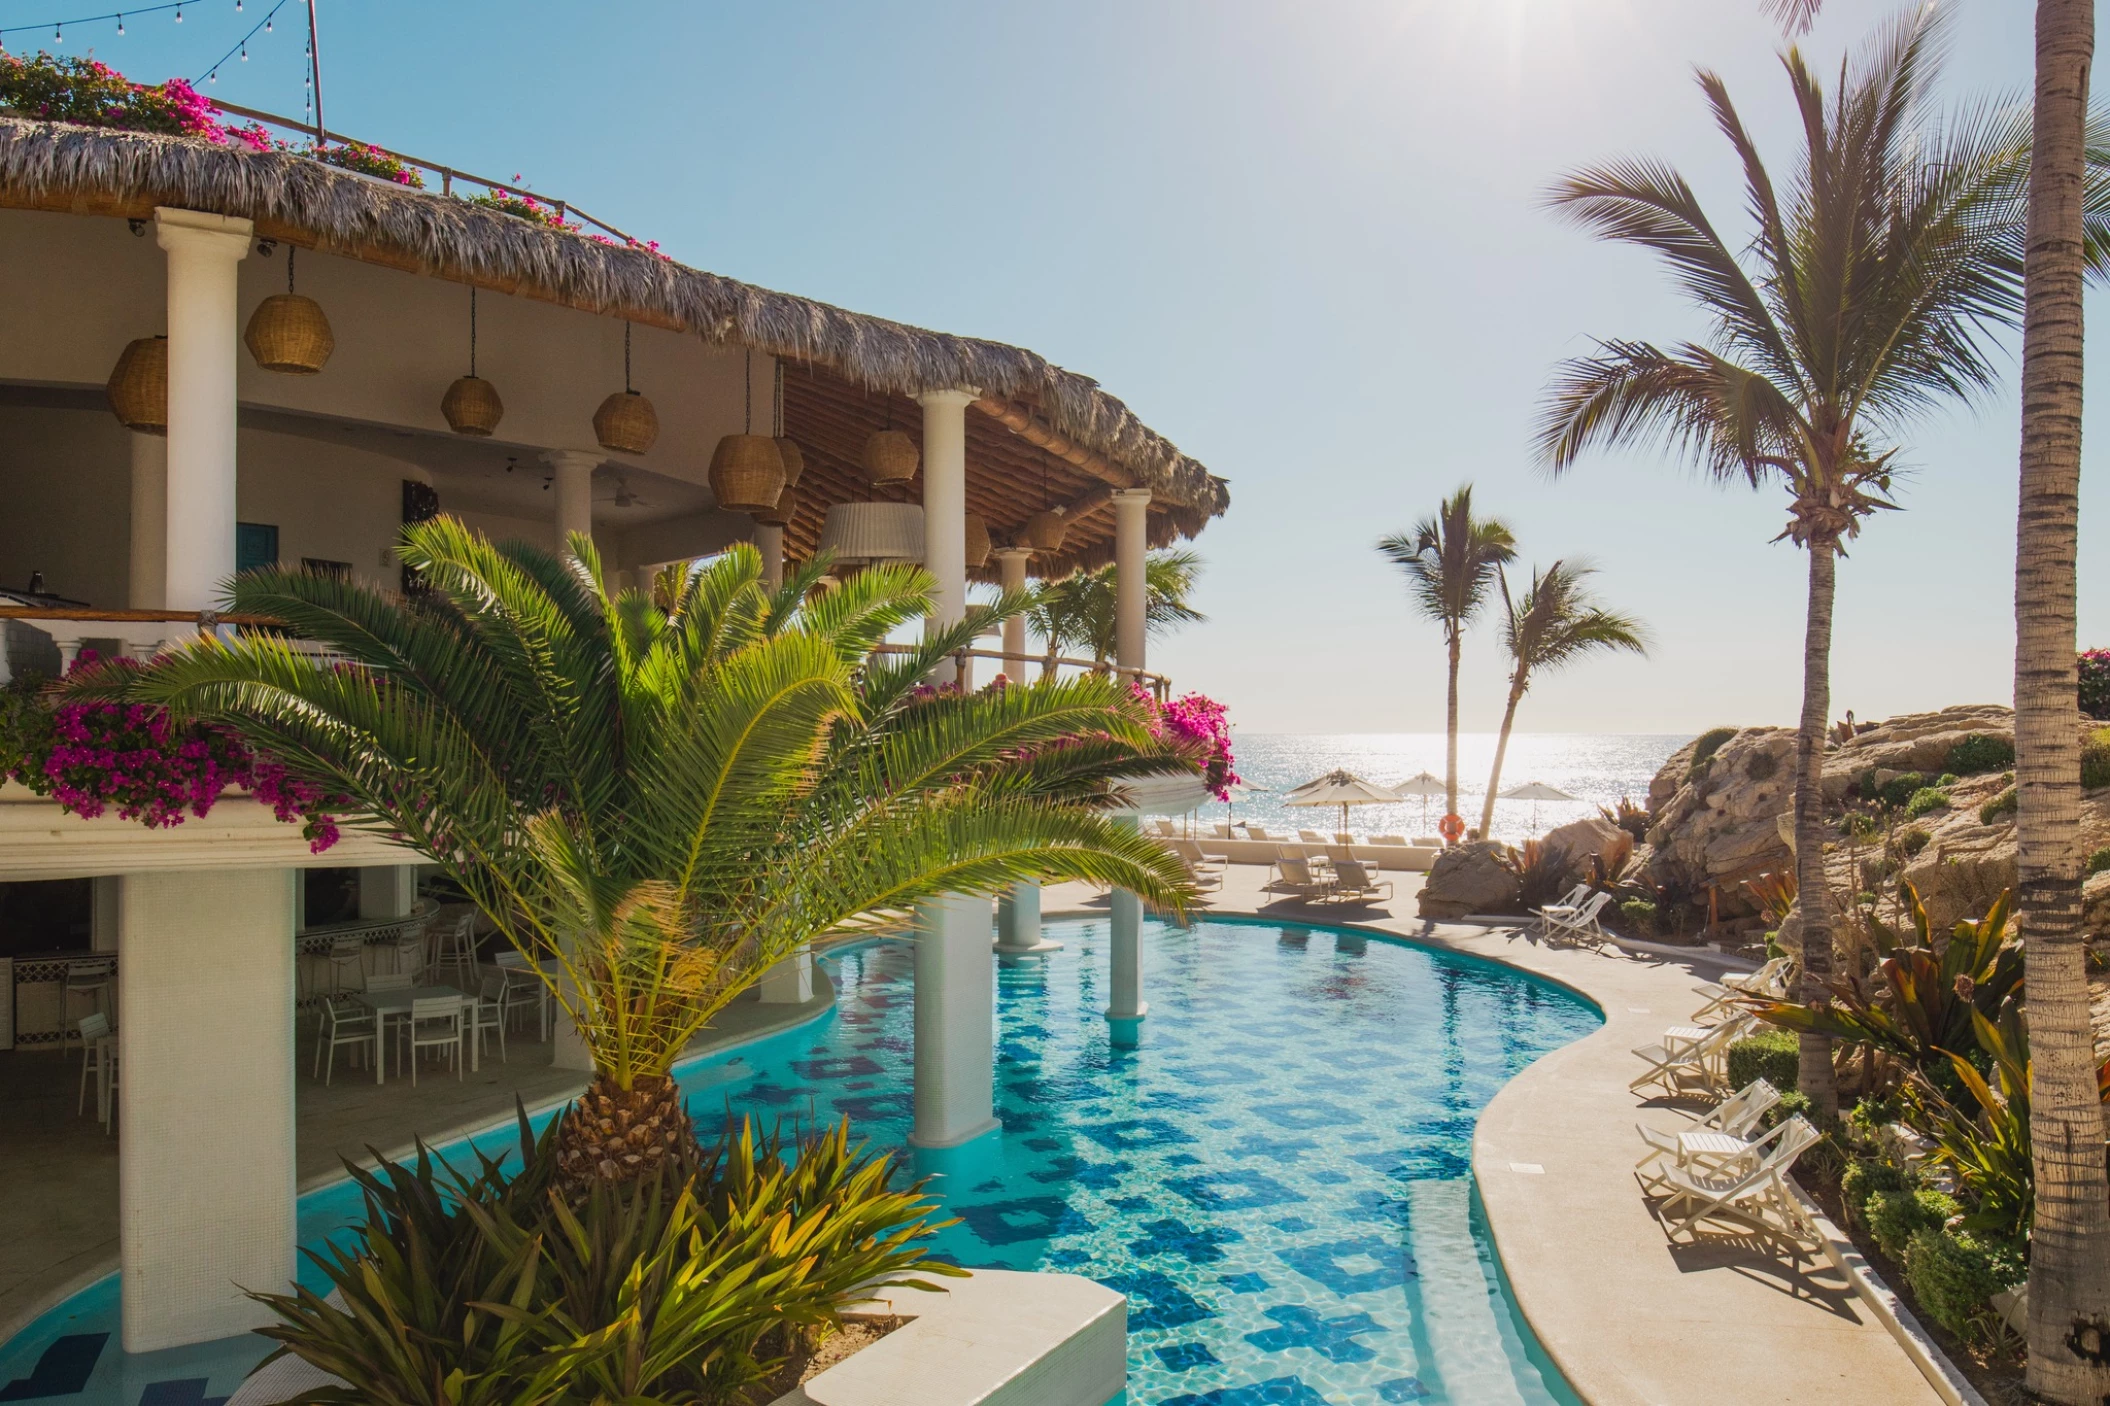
[1390,770,1447,835]
[1285,769,1405,835]
[1499,780,1581,837]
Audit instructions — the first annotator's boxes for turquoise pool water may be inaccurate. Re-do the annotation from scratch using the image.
[0,915,1599,1405]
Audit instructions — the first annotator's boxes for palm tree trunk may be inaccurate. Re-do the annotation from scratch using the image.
[554,1070,696,1198]
[1792,535,1839,1120]
[1445,631,1462,831]
[1481,676,1527,840]
[2017,3,2110,1397]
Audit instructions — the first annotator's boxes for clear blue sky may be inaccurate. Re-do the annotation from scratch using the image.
[31,0,2094,734]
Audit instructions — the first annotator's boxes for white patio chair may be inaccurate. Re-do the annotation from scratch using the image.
[494,953,551,1039]
[1630,1012,1752,1097]
[1635,1077,1781,1187]
[383,923,429,981]
[402,996,464,1085]
[1153,818,1178,837]
[1657,1116,1822,1245]
[1330,859,1393,905]
[323,932,368,996]
[1545,891,1612,946]
[313,995,377,1085]
[1263,854,1336,903]
[428,911,478,989]
[1298,828,1330,845]
[63,957,116,1033]
[1246,825,1279,841]
[365,971,413,991]
[1531,884,1590,934]
[76,1012,115,1121]
[1693,957,1793,1020]
[469,973,509,1065]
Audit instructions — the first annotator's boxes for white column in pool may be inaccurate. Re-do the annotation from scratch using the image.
[756,523,785,592]
[991,545,1056,954]
[155,207,250,612]
[545,449,598,552]
[118,867,297,1351]
[1107,489,1152,1030]
[910,388,998,1147]
[128,433,168,610]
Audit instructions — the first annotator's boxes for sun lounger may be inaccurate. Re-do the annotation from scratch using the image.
[1212,822,1236,839]
[1657,1115,1822,1245]
[1246,825,1280,841]
[1691,956,1793,1021]
[1169,839,1225,891]
[1264,854,1336,902]
[1298,828,1330,845]
[1543,890,1612,946]
[1635,1078,1781,1188]
[1631,1013,1752,1097]
[1532,883,1590,934]
[1330,858,1393,905]
[1372,834,1408,847]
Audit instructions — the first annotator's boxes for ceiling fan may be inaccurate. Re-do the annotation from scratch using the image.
[598,473,652,509]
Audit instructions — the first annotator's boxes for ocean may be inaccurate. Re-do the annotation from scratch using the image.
[1191,733,1693,842]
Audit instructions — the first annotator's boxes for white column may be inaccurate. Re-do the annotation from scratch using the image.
[756,523,785,592]
[119,867,296,1351]
[357,865,417,920]
[994,546,1032,679]
[128,433,168,611]
[757,943,814,1003]
[545,449,598,552]
[911,892,999,1148]
[155,208,251,612]
[996,880,1060,956]
[1109,490,1152,1035]
[918,388,976,685]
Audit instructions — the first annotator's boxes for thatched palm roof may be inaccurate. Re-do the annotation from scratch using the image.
[0,116,1227,549]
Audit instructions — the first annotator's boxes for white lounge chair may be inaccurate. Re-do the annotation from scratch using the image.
[1631,1013,1752,1097]
[1169,839,1224,892]
[1153,818,1179,837]
[1532,884,1590,934]
[1371,834,1408,847]
[1246,825,1280,842]
[1544,890,1612,946]
[1635,1078,1781,1188]
[1657,1116,1822,1245]
[1330,859,1393,905]
[1691,957,1793,1023]
[1212,822,1236,839]
[1264,854,1335,902]
[1298,828,1330,845]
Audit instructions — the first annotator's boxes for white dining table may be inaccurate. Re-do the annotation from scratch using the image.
[354,985,477,1085]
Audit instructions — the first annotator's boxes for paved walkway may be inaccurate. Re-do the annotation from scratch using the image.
[1041,865,1940,1406]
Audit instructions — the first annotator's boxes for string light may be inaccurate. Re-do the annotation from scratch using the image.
[115,14,123,34]
[174,4,181,21]
[53,21,62,41]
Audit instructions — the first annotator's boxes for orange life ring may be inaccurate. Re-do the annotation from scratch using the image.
[1438,813,1466,844]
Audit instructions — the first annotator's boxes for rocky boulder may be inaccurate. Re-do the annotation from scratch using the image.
[1642,726,1798,911]
[1540,815,1629,886]
[1819,704,2014,801]
[1417,841,1521,921]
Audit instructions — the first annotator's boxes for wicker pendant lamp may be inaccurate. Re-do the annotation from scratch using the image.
[963,512,991,569]
[753,484,797,528]
[106,335,167,434]
[861,394,919,485]
[593,322,659,454]
[244,244,334,374]
[1020,461,1066,551]
[771,360,806,486]
[709,348,786,514]
[442,287,503,436]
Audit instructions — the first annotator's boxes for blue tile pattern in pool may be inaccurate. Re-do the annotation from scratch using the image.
[0,915,1597,1405]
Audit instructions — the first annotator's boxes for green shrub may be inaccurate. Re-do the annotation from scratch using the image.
[1840,1158,1906,1227]
[1903,1226,2026,1343]
[2084,729,2110,790]
[2089,848,2110,877]
[1979,788,2018,825]
[1899,828,1932,857]
[1619,898,1658,934]
[1745,749,1780,782]
[1879,772,1927,809]
[1727,1029,1800,1093]
[1937,773,1960,787]
[1863,855,1895,881]
[1866,1186,1960,1263]
[1764,1088,1813,1130]
[1690,726,1738,770]
[1903,788,1950,819]
[1944,735,2015,776]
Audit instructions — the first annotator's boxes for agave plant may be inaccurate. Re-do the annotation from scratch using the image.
[82,519,1198,1194]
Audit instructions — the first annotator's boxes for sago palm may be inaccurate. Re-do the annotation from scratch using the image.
[1537,7,2110,1114]
[88,518,1198,1195]
[1479,561,1647,839]
[1377,485,1515,829]
[1026,548,1206,676]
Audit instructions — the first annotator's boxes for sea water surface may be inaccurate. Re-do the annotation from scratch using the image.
[1216,734,1690,839]
[0,916,1601,1406]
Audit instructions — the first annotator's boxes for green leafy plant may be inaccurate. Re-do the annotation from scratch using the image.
[1499,838,1570,910]
[1899,827,1932,858]
[1944,735,2015,776]
[1728,1029,1800,1092]
[1689,726,1738,771]
[2083,728,2110,790]
[1599,795,1652,843]
[1618,897,1658,933]
[1840,1157,1906,1227]
[2088,848,2110,877]
[1741,868,1798,927]
[1979,788,2018,825]
[1866,1185,1961,1262]
[1878,772,1927,810]
[1903,1225,2027,1344]
[1937,773,1961,788]
[1903,787,1950,819]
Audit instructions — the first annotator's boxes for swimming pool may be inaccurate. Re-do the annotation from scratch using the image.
[0,914,1599,1405]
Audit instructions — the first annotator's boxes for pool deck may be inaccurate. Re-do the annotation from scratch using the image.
[1040,865,1942,1406]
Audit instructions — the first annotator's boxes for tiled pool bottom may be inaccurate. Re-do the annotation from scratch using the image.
[0,915,1599,1406]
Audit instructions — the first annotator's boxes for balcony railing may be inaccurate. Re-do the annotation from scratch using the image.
[870,643,1172,703]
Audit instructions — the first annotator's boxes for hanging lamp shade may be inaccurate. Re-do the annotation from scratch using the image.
[106,335,167,434]
[1020,508,1068,553]
[244,294,334,374]
[773,437,806,487]
[818,502,924,563]
[862,428,919,485]
[752,484,797,528]
[962,512,992,569]
[709,434,786,514]
[442,376,504,436]
[594,390,659,455]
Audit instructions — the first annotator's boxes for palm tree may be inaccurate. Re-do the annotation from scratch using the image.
[1535,9,2098,1115]
[2014,2,2110,1398]
[1479,561,1647,839]
[91,519,1197,1196]
[1025,549,1206,678]
[1378,486,1516,830]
